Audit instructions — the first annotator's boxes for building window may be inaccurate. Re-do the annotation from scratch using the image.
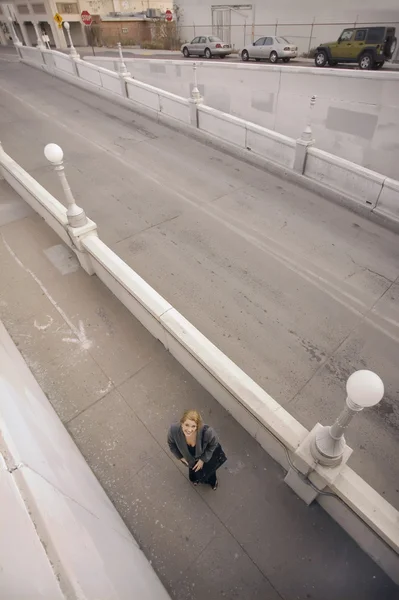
[122,27,128,33]
[56,3,79,14]
[32,4,46,13]
[17,5,30,14]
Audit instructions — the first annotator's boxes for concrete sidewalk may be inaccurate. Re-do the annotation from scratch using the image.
[1,184,398,598]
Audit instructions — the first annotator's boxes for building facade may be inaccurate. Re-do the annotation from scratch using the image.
[0,0,173,48]
[176,1,399,56]
[0,0,88,48]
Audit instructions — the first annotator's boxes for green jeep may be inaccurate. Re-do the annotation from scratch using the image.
[315,26,397,70]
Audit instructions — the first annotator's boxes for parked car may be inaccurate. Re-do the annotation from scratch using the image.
[241,36,298,63]
[314,26,397,70]
[181,36,233,59]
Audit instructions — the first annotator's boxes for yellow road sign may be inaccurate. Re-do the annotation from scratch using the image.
[54,12,63,25]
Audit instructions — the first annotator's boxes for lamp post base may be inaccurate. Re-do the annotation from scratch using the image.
[67,208,87,228]
[310,425,346,467]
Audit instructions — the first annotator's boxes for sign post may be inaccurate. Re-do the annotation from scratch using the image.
[81,10,94,56]
[53,12,63,29]
[81,10,92,26]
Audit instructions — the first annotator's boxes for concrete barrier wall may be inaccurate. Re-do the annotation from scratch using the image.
[304,147,386,210]
[0,320,172,599]
[197,104,296,169]
[17,46,399,232]
[375,177,399,222]
[84,56,399,180]
[53,52,76,75]
[1,138,398,585]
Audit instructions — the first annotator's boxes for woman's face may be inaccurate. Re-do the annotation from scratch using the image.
[182,419,197,436]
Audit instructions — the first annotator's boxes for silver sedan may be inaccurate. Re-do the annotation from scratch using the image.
[241,36,298,63]
[181,36,233,59]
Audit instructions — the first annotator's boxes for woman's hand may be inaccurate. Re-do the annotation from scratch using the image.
[193,459,204,472]
[181,458,189,466]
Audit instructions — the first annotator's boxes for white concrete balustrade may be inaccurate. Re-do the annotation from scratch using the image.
[82,56,399,181]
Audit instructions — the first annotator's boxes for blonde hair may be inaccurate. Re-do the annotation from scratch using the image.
[180,410,203,429]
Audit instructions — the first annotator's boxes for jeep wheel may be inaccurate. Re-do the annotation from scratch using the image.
[315,51,327,67]
[384,37,397,59]
[359,52,374,70]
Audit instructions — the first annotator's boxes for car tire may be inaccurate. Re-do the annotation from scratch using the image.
[182,47,190,58]
[205,48,212,59]
[241,50,249,61]
[359,52,374,70]
[270,51,278,64]
[315,51,327,67]
[282,58,290,63]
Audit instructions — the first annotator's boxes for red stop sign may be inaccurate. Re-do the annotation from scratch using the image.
[165,9,173,22]
[81,10,92,26]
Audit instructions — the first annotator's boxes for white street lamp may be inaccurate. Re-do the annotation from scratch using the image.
[310,370,384,466]
[44,143,87,228]
[63,22,79,59]
[300,95,316,142]
[117,42,130,76]
[191,62,201,102]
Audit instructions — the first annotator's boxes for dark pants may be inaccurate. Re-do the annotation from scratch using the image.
[189,467,217,487]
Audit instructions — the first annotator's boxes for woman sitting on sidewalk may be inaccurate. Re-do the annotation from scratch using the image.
[167,410,226,490]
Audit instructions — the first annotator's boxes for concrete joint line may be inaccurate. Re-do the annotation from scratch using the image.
[372,176,387,211]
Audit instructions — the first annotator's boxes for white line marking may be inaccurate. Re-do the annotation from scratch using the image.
[2,236,92,350]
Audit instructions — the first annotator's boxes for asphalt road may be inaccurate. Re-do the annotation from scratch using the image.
[1,58,398,511]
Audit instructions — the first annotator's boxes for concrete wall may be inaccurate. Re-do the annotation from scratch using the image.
[177,0,399,54]
[97,18,152,46]
[83,57,399,179]
[1,133,399,585]
[0,319,172,599]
